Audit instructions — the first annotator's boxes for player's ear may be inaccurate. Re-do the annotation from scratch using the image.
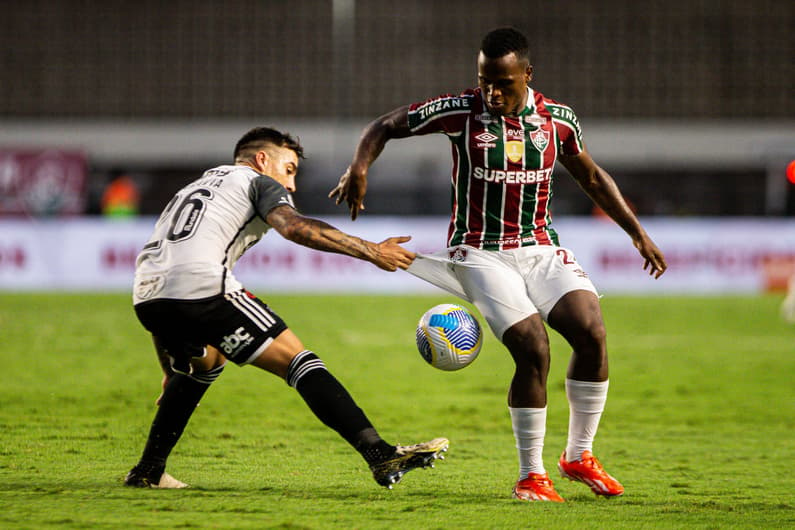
[525,64,533,83]
[255,149,270,172]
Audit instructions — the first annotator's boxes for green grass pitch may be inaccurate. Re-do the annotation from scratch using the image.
[1,293,793,529]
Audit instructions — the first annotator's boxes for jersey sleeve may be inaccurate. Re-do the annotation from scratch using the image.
[547,102,585,156]
[407,92,474,136]
[249,175,295,219]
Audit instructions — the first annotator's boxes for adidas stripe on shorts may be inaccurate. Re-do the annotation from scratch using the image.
[134,289,288,366]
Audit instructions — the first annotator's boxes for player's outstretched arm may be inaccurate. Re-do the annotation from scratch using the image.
[329,105,413,220]
[561,150,667,278]
[266,204,416,271]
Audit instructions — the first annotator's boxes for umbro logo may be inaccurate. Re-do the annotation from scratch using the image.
[475,132,498,143]
[474,131,498,149]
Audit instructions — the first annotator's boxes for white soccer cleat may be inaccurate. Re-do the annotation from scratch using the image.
[156,472,189,489]
[124,467,189,489]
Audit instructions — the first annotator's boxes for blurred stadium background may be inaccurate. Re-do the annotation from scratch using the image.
[0,0,793,294]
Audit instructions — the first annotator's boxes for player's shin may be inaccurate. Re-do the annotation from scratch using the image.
[130,366,224,482]
[286,350,393,462]
[564,378,608,461]
[510,406,547,478]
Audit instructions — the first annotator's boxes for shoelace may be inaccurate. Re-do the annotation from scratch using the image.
[523,474,552,486]
[578,455,603,471]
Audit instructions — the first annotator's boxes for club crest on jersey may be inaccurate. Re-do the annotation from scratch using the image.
[448,247,468,262]
[530,128,550,151]
[134,275,164,300]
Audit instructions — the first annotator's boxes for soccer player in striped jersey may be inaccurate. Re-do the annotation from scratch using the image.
[330,27,667,502]
[124,126,448,490]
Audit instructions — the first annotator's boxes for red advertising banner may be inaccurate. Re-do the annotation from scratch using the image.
[0,149,87,216]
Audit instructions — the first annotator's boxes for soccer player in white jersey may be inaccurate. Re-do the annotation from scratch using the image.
[330,28,667,502]
[125,127,448,490]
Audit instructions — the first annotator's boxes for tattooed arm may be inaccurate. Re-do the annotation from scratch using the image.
[265,205,416,271]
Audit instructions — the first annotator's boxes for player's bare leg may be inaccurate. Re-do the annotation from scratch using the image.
[547,289,623,496]
[503,315,551,409]
[547,290,608,382]
[502,315,564,501]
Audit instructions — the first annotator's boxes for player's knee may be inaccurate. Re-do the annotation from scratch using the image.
[285,350,326,388]
[523,335,551,358]
[572,319,607,351]
[586,319,607,345]
[188,361,226,385]
[516,343,551,370]
[505,336,551,371]
[502,319,550,357]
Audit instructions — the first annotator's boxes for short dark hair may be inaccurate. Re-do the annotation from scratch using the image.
[480,27,530,63]
[233,126,305,162]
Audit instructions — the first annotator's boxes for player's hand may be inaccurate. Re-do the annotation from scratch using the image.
[328,166,367,220]
[370,236,416,271]
[634,236,667,279]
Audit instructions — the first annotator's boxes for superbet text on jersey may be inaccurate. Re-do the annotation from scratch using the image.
[407,87,583,251]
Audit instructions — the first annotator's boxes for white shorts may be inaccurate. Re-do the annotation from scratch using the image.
[407,245,598,340]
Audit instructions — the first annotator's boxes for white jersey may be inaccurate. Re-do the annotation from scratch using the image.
[132,164,294,304]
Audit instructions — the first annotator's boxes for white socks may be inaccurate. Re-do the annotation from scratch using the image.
[509,379,609,479]
[565,378,609,461]
[509,407,547,478]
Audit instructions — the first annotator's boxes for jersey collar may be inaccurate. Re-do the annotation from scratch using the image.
[521,86,536,116]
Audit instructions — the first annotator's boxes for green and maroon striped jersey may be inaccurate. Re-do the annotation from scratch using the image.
[407,87,584,250]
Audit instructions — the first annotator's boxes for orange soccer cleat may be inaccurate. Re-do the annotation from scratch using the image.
[512,472,565,502]
[558,450,624,497]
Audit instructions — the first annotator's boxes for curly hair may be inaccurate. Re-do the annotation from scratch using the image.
[480,27,530,63]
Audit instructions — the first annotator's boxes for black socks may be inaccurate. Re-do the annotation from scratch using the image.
[136,373,210,476]
[287,350,393,461]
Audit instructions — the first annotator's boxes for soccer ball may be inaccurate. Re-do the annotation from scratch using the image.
[415,304,483,371]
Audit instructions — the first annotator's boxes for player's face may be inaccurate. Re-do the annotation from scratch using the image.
[260,146,299,192]
[477,51,532,117]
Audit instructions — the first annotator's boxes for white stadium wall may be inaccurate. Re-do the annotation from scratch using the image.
[1,217,793,295]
